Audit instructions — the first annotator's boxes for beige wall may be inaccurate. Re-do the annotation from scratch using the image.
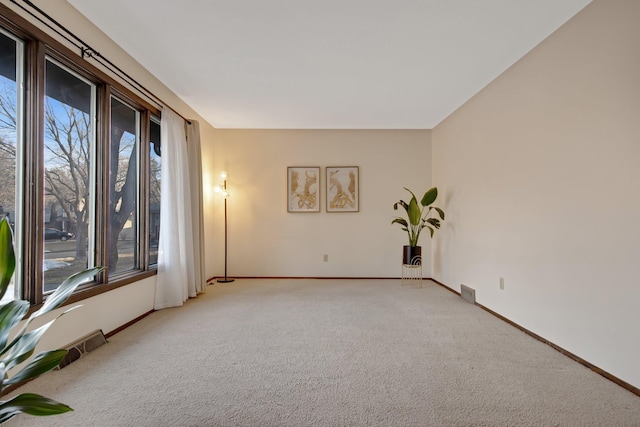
[432,0,640,389]
[207,129,432,278]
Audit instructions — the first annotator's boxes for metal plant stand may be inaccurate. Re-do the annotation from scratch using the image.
[401,256,422,288]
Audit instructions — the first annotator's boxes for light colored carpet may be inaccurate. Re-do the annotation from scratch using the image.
[6,279,640,426]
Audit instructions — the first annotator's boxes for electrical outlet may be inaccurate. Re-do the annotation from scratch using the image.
[323,254,329,262]
[499,277,505,290]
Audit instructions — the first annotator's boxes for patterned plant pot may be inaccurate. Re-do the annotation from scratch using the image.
[402,245,422,265]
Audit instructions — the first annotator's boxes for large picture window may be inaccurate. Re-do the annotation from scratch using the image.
[0,11,161,306]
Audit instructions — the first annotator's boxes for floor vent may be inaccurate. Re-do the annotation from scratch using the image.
[460,284,476,304]
[56,329,108,370]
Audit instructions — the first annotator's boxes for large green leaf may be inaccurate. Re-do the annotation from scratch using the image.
[0,216,100,419]
[407,197,421,226]
[0,217,16,301]
[426,218,441,229]
[0,300,30,352]
[34,267,103,317]
[4,350,67,387]
[0,393,72,423]
[2,318,57,371]
[421,187,438,207]
[392,200,408,213]
[6,305,81,369]
[391,218,408,228]
[0,361,6,394]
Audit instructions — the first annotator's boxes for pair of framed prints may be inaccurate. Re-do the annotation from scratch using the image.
[287,166,359,213]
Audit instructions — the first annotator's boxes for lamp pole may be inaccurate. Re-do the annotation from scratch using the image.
[217,174,234,283]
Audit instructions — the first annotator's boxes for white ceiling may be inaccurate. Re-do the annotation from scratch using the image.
[67,0,591,129]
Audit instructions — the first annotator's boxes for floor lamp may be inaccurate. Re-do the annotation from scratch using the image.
[216,171,234,283]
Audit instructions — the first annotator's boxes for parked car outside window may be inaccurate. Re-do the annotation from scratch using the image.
[44,228,74,241]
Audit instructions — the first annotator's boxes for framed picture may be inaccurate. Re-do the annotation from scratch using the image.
[326,166,359,212]
[287,167,320,212]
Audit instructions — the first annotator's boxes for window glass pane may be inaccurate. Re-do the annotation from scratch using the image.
[0,31,22,302]
[109,97,139,274]
[149,118,160,265]
[43,59,96,292]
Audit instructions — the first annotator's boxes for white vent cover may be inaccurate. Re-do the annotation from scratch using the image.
[56,329,108,370]
[460,284,476,304]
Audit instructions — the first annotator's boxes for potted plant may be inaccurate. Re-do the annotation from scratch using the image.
[392,187,445,265]
[0,216,103,423]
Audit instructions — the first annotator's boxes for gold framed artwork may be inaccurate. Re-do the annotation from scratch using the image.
[326,166,359,212]
[287,167,320,212]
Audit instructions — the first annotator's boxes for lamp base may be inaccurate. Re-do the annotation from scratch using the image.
[217,278,235,283]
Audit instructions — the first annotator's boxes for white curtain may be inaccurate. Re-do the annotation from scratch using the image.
[154,109,197,309]
[186,120,206,294]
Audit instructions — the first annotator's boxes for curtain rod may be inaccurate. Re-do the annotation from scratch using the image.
[10,0,192,124]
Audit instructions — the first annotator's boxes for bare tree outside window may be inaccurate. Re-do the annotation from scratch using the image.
[109,97,139,274]
[0,105,16,223]
[42,60,95,290]
[0,31,20,302]
[149,118,161,265]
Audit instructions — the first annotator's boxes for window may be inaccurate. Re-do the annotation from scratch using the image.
[0,29,23,303]
[149,117,161,266]
[0,10,162,306]
[109,97,139,275]
[43,58,96,292]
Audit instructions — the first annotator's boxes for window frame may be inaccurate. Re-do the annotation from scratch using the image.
[0,5,161,308]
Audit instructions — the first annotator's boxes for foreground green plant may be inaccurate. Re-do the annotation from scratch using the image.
[392,187,445,247]
[0,217,103,424]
